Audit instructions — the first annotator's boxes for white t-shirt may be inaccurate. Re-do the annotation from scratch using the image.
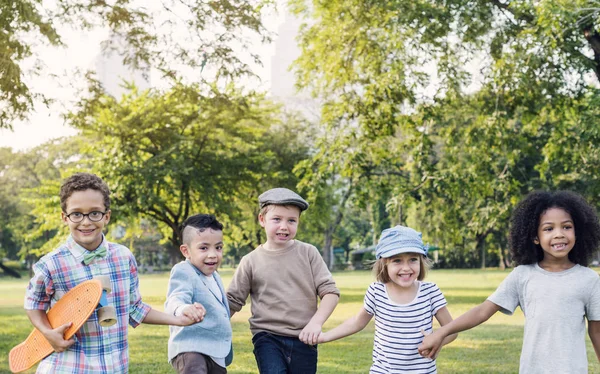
[488,264,600,373]
[364,281,447,374]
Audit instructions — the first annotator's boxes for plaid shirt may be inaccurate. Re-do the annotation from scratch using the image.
[24,235,151,373]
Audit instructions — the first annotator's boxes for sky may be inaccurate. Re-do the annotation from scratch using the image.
[0,3,287,151]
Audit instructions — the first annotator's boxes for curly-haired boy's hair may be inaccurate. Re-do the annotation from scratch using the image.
[509,190,600,266]
[371,254,432,283]
[179,214,224,245]
[59,173,111,212]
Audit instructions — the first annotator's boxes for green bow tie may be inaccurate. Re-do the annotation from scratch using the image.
[83,246,107,265]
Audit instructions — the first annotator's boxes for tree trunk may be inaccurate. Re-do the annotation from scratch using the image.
[169,230,183,265]
[498,246,506,270]
[28,254,34,279]
[398,205,403,226]
[0,262,21,278]
[322,228,334,269]
[479,236,486,269]
[368,202,377,246]
[320,182,354,270]
[504,247,512,268]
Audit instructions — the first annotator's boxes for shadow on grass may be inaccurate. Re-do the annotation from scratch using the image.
[437,324,524,373]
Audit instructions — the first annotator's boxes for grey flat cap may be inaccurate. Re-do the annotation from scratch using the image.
[258,188,309,211]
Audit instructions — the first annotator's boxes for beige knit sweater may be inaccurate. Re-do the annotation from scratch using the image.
[227,240,340,337]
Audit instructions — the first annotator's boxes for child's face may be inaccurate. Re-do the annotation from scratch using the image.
[535,207,576,264]
[180,228,224,276]
[61,189,111,251]
[258,205,300,250]
[386,252,421,289]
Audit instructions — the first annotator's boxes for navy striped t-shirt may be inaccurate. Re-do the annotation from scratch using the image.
[363,281,447,374]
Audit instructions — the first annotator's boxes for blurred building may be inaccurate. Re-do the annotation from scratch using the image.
[270,10,320,123]
[95,32,151,98]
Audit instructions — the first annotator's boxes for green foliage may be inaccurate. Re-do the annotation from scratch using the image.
[0,138,95,260]
[0,0,61,129]
[65,81,309,263]
[1,0,273,129]
[226,111,313,263]
[291,0,600,266]
[537,91,600,203]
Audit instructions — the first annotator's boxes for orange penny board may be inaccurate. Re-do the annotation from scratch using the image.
[9,279,103,373]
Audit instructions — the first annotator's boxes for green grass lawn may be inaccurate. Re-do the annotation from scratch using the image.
[1,268,599,373]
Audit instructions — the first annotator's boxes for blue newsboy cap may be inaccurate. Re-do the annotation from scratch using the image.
[258,188,309,211]
[375,225,428,259]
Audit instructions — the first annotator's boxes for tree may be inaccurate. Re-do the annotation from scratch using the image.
[537,92,600,204]
[14,136,98,258]
[225,111,314,265]
[293,124,411,268]
[67,81,302,264]
[1,0,272,129]
[0,137,97,276]
[0,148,24,263]
[290,0,600,266]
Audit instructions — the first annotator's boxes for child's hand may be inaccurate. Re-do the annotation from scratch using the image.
[176,314,197,326]
[418,328,444,359]
[316,332,328,344]
[181,302,206,323]
[44,322,76,353]
[299,321,322,345]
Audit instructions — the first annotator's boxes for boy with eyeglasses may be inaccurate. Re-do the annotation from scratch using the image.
[24,172,203,373]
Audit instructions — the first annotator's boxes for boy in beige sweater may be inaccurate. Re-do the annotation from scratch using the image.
[227,188,340,374]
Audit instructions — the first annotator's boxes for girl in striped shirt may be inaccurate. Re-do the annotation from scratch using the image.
[317,225,457,374]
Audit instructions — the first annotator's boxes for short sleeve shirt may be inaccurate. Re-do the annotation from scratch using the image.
[488,264,600,373]
[24,235,151,374]
[364,281,447,374]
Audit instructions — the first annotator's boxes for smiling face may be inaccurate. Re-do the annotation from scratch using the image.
[258,205,300,250]
[181,228,224,276]
[61,189,111,251]
[386,252,421,289]
[535,207,576,266]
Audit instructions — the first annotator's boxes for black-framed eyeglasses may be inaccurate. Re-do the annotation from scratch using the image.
[65,211,107,223]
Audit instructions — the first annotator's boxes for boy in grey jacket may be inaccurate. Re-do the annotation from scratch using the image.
[166,214,233,374]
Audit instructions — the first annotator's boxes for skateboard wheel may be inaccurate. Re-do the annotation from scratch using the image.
[98,306,117,327]
[95,275,112,293]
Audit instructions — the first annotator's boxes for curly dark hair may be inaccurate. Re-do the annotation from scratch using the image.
[509,190,600,266]
[59,173,111,212]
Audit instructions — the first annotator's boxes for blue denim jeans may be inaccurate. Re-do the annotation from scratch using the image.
[252,331,318,374]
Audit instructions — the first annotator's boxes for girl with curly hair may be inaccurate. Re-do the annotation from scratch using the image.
[418,190,600,373]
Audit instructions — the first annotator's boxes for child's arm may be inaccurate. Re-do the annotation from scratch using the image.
[26,309,75,352]
[142,307,200,326]
[299,293,339,345]
[418,300,500,359]
[226,257,252,318]
[429,306,458,357]
[164,266,206,323]
[316,307,373,344]
[589,320,600,362]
